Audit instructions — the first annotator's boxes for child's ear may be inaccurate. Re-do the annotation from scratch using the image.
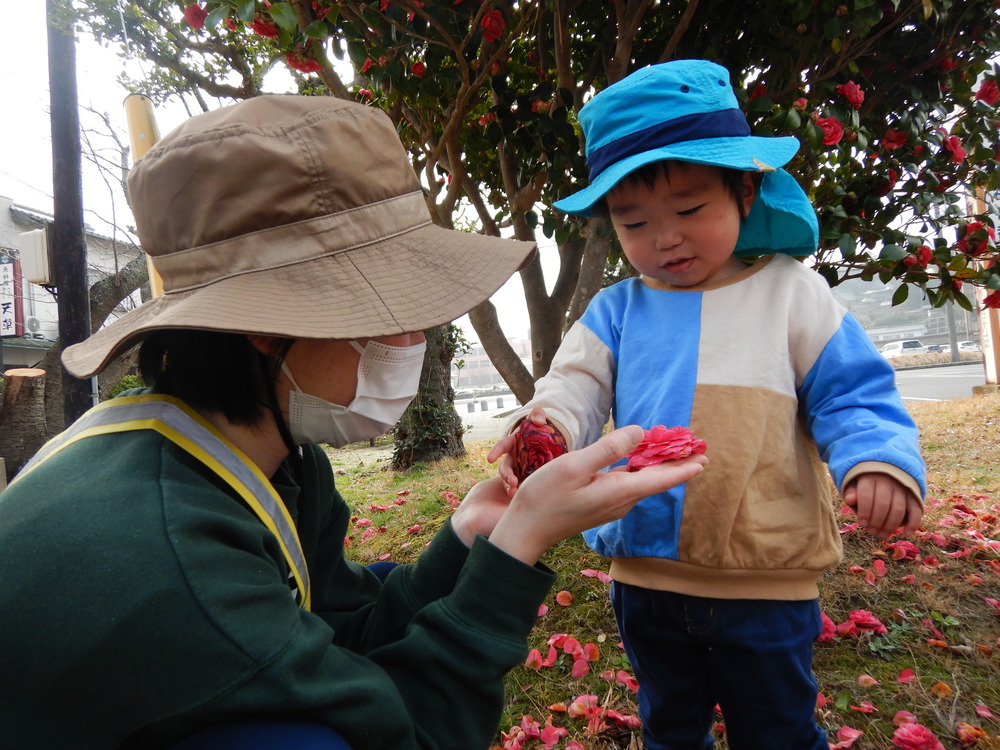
[740,172,758,217]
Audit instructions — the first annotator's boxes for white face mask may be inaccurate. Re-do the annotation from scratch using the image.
[283,339,426,448]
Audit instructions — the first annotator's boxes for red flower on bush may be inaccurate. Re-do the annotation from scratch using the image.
[360,58,373,73]
[816,116,844,145]
[956,222,996,257]
[882,128,909,150]
[481,9,505,43]
[793,97,808,111]
[975,78,999,106]
[183,3,208,29]
[626,425,707,472]
[286,52,324,73]
[984,290,1000,309]
[942,135,967,163]
[748,84,767,102]
[835,81,864,109]
[874,168,899,197]
[411,61,426,76]
[513,421,568,483]
[891,722,946,750]
[250,16,280,37]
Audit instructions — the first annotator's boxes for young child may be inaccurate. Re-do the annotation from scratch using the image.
[491,60,926,749]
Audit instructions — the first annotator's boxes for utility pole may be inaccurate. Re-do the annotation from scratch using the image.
[47,0,94,425]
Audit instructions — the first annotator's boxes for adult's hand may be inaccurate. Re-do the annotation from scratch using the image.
[450,477,513,548]
[487,425,707,565]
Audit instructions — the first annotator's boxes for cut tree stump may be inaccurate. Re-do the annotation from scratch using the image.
[0,368,49,482]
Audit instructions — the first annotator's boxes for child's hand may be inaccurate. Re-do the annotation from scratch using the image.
[843,473,923,539]
[486,407,550,497]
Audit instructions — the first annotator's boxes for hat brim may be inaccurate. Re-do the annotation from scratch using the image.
[554,135,801,217]
[62,225,535,378]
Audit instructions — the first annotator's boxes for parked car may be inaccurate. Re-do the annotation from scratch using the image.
[880,340,926,359]
[925,344,947,353]
[958,341,982,353]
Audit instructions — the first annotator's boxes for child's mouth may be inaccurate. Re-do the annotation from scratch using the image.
[660,258,695,274]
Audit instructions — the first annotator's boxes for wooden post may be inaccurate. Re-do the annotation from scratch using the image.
[969,189,1000,396]
[0,368,48,482]
[123,94,164,297]
[46,0,93,425]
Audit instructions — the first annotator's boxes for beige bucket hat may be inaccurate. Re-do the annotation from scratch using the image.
[62,95,535,378]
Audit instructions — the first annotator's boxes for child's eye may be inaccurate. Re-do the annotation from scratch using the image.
[622,221,646,230]
[678,204,705,216]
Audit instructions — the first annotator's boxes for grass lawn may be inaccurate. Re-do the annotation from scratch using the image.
[332,393,1000,750]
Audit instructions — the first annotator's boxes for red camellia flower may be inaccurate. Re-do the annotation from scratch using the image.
[874,167,899,196]
[882,128,909,150]
[984,290,1000,309]
[793,97,808,111]
[513,420,568,483]
[942,135,967,163]
[835,81,864,109]
[411,61,426,76]
[224,16,238,30]
[183,3,208,29]
[891,722,946,750]
[250,17,280,37]
[904,245,933,269]
[286,52,324,73]
[481,9,505,43]
[847,609,888,635]
[626,425,707,472]
[956,221,996,256]
[815,116,844,146]
[360,58,373,73]
[975,78,999,106]
[357,88,372,102]
[748,84,767,102]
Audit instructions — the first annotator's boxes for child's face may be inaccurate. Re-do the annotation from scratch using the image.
[606,162,755,287]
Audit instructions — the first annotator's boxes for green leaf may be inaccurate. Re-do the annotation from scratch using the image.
[834,690,852,712]
[954,290,974,311]
[303,20,330,39]
[785,107,802,130]
[891,284,909,306]
[838,233,857,256]
[988,274,1000,291]
[236,0,256,24]
[268,2,298,32]
[879,244,907,261]
[205,4,230,29]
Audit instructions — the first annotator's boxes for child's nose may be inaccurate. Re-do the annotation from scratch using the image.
[654,223,682,250]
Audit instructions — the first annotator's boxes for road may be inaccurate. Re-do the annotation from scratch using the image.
[894,362,986,402]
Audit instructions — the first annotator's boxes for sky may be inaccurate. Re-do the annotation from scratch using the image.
[0,3,546,344]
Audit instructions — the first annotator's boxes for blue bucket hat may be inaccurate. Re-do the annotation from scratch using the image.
[554,59,819,257]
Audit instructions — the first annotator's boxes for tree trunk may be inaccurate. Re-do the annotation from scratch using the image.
[0,369,49,482]
[391,324,465,470]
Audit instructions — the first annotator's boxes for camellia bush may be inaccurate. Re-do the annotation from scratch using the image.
[76,0,1000,402]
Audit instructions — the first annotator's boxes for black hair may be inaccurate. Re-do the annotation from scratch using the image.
[597,161,755,218]
[138,330,295,428]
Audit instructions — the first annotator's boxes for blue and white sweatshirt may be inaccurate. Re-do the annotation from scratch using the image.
[514,254,925,600]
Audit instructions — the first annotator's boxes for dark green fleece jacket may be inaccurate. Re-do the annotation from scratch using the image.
[0,402,553,749]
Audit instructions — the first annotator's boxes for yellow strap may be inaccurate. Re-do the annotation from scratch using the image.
[13,395,311,610]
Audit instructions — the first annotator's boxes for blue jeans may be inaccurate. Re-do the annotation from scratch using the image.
[612,583,828,750]
[171,719,351,749]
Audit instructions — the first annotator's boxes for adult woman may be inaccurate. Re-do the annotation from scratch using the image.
[0,96,705,749]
